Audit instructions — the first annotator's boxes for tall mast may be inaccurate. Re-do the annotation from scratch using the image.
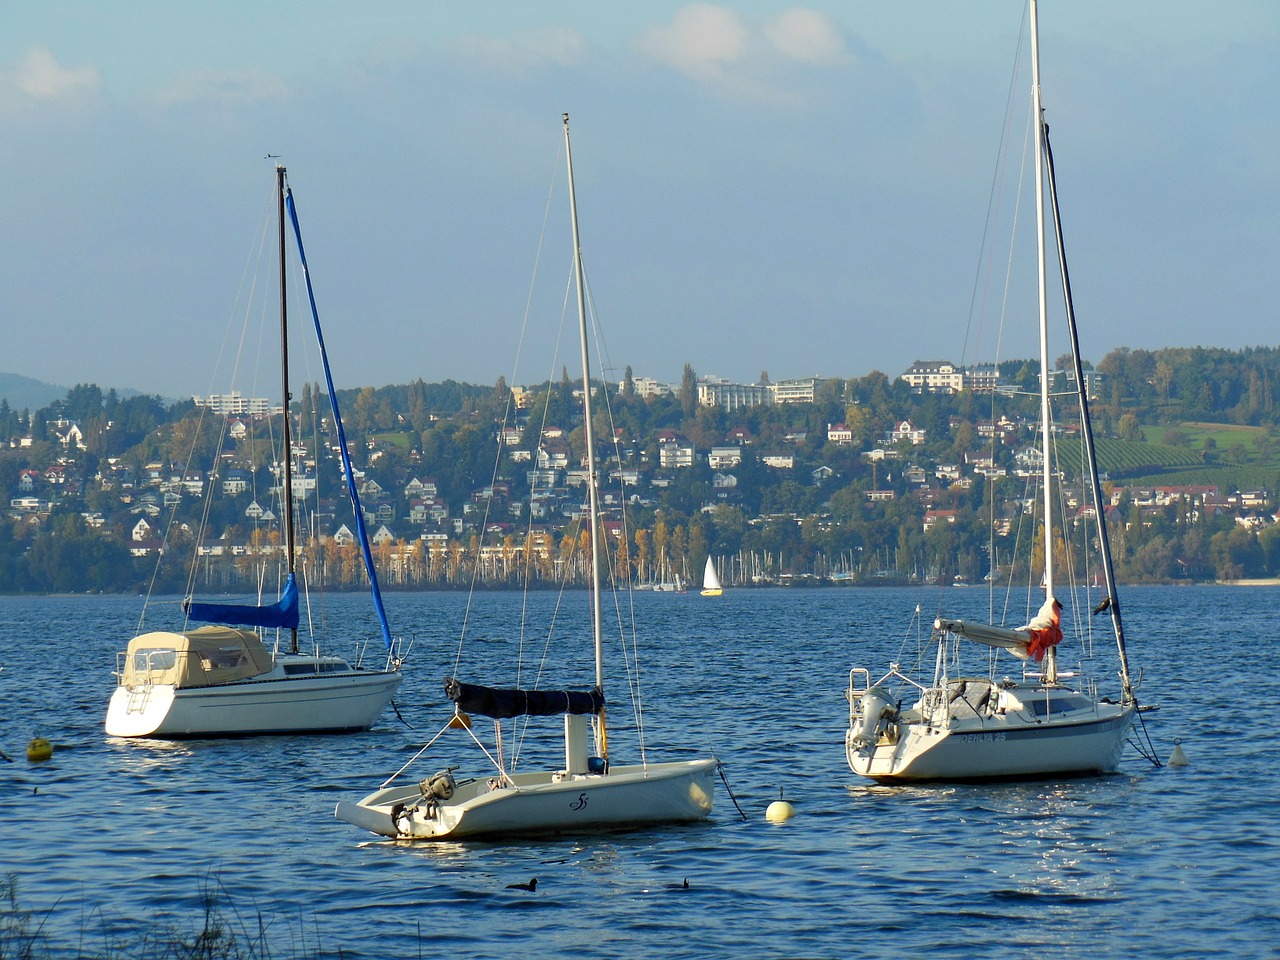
[1037,73,1135,701]
[563,115,606,727]
[1024,0,1054,604]
[277,165,298,654]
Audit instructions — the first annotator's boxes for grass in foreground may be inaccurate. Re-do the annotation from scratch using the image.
[0,873,330,960]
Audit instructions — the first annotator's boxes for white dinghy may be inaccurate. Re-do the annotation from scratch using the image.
[336,115,717,840]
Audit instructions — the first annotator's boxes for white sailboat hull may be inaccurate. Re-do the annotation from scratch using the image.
[106,670,402,738]
[846,688,1134,782]
[336,757,718,841]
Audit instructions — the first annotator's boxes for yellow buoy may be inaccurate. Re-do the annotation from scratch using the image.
[447,711,472,730]
[26,737,53,762]
[765,787,795,823]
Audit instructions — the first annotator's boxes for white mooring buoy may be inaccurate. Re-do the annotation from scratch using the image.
[1168,737,1189,767]
[765,787,795,823]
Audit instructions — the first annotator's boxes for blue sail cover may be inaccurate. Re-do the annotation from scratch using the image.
[445,676,604,719]
[185,572,300,630]
[285,188,394,653]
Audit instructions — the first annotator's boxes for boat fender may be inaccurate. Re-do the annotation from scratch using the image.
[390,802,417,834]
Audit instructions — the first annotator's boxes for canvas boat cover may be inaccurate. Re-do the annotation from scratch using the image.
[121,626,275,689]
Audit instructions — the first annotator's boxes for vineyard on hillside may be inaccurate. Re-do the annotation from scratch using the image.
[1055,437,1202,479]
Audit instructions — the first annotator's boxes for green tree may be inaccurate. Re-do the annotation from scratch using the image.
[679,364,697,419]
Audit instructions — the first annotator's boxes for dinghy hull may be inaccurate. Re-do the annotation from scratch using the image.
[336,758,718,840]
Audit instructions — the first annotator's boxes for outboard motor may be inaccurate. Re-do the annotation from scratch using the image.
[416,767,458,820]
[849,686,896,751]
[421,768,457,802]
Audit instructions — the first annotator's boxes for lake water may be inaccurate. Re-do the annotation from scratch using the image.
[0,586,1275,959]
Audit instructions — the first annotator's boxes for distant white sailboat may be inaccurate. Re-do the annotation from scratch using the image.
[335,115,718,840]
[700,556,723,597]
[636,549,685,592]
[844,0,1152,782]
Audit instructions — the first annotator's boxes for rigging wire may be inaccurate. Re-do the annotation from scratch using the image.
[139,179,278,636]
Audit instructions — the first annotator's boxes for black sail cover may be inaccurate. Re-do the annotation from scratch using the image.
[444,677,604,719]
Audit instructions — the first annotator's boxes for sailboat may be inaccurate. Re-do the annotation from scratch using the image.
[637,550,686,592]
[844,0,1143,782]
[700,556,723,597]
[106,166,404,739]
[334,115,717,840]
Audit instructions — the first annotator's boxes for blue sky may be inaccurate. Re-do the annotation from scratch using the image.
[2,2,1276,400]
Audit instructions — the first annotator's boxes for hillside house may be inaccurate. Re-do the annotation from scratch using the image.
[222,470,250,495]
[887,421,927,446]
[658,435,695,469]
[924,509,959,531]
[403,477,439,498]
[538,443,571,470]
[977,417,1020,444]
[826,423,853,445]
[708,446,742,469]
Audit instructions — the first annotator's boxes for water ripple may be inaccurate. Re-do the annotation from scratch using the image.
[0,588,1274,958]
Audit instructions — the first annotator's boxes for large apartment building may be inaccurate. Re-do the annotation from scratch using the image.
[195,391,277,416]
[619,374,818,409]
[902,361,1008,394]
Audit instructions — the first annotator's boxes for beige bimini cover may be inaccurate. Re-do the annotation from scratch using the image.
[122,625,275,689]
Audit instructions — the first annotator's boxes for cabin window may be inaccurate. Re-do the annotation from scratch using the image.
[133,648,176,672]
[206,647,246,669]
[282,661,351,675]
[1025,694,1088,718]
